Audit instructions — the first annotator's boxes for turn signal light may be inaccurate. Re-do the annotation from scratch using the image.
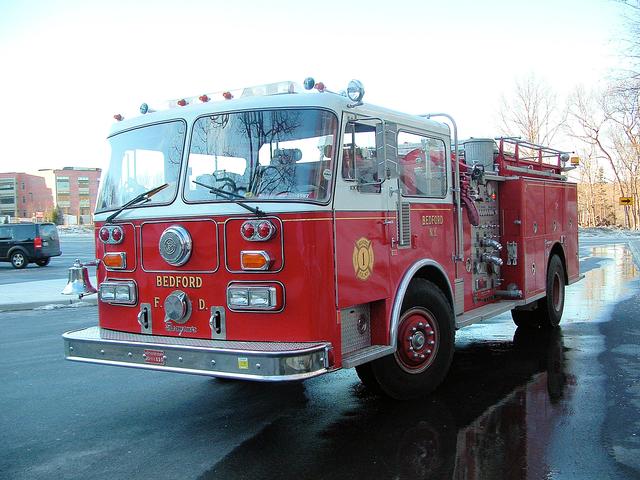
[240,251,272,271]
[103,252,127,270]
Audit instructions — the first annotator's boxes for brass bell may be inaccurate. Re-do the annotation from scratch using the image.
[62,259,97,298]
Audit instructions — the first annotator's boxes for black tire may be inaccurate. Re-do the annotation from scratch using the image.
[36,258,50,267]
[355,362,383,394]
[511,308,540,328]
[538,254,565,328]
[10,250,28,269]
[371,279,455,400]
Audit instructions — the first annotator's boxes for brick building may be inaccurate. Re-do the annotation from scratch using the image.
[40,167,101,224]
[0,172,53,221]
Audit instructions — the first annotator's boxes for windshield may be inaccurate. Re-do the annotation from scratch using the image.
[96,121,186,212]
[184,109,337,203]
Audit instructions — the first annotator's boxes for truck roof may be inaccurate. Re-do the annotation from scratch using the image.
[109,84,450,138]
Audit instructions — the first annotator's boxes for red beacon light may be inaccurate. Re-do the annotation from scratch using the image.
[222,91,234,100]
[199,94,210,103]
[315,82,326,92]
[240,222,256,240]
[99,227,110,243]
[177,99,188,107]
[240,220,276,241]
[257,221,275,240]
[113,114,124,121]
[111,226,123,243]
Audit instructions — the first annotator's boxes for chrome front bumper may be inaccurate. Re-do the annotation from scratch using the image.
[63,327,330,381]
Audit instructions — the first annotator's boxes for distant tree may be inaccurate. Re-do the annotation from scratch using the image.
[497,73,567,145]
[51,206,64,225]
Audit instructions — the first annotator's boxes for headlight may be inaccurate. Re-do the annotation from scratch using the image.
[227,285,280,311]
[99,281,137,305]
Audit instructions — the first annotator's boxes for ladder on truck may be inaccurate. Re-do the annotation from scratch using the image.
[495,137,573,180]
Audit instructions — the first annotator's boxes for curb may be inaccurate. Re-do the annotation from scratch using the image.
[0,296,98,313]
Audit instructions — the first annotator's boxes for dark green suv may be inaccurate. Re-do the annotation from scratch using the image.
[0,223,62,269]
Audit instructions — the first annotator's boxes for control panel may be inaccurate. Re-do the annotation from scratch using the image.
[469,180,502,302]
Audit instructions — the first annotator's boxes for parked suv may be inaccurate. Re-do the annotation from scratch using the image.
[0,223,62,269]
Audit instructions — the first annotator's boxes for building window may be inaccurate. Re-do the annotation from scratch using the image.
[56,176,70,193]
[21,182,25,190]
[22,196,26,204]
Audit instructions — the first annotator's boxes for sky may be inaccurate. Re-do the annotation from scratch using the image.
[0,0,629,173]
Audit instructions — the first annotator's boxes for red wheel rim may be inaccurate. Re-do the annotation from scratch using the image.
[395,307,439,373]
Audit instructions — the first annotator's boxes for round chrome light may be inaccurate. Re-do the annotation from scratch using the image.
[159,225,192,266]
[164,290,191,324]
[347,79,365,103]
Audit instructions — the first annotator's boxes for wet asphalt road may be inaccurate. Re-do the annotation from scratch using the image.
[1,241,639,479]
[0,235,95,284]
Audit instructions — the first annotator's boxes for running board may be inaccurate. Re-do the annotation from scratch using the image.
[455,301,517,328]
[342,345,395,368]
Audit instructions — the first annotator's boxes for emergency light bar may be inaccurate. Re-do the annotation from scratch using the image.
[114,78,365,121]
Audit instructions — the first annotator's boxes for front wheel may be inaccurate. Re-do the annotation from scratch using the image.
[371,279,455,400]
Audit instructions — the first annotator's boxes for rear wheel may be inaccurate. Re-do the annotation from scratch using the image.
[511,308,539,328]
[36,258,50,267]
[11,251,27,269]
[510,254,566,329]
[538,254,565,327]
[371,279,455,400]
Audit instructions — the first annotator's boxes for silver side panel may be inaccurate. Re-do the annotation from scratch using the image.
[63,327,330,382]
[341,304,371,356]
[454,278,464,316]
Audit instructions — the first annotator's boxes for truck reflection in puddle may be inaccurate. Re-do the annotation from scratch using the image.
[207,327,571,480]
[205,244,637,480]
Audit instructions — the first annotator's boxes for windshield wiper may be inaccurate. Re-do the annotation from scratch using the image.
[192,180,265,217]
[106,183,169,224]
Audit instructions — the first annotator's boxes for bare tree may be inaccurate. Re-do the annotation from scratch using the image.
[497,73,567,145]
[567,84,639,228]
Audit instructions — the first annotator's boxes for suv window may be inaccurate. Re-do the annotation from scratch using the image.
[39,224,58,240]
[14,224,34,240]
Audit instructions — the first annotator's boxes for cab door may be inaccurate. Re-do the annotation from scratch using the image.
[333,117,393,310]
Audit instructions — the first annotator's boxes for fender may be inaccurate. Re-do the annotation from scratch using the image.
[389,259,454,347]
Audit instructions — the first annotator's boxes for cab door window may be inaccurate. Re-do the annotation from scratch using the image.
[397,132,447,198]
[341,122,380,193]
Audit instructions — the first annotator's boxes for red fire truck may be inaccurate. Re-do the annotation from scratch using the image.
[62,78,580,399]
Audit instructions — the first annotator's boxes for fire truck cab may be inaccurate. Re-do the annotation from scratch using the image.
[63,79,580,399]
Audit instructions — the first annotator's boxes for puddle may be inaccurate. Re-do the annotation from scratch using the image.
[204,244,638,480]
